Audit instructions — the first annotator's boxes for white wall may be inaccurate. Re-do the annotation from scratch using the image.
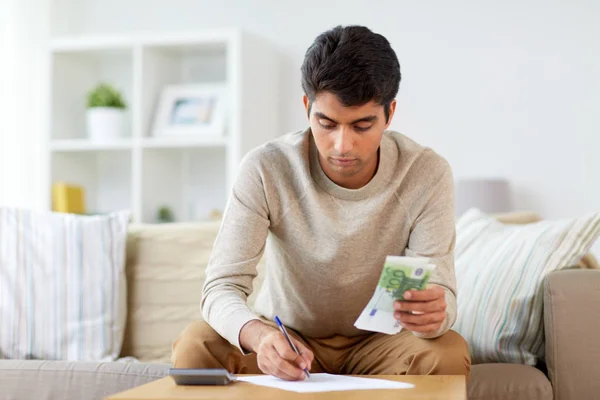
[6,0,600,252]
[0,0,49,209]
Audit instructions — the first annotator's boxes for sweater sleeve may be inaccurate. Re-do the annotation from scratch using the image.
[201,152,271,353]
[403,155,458,339]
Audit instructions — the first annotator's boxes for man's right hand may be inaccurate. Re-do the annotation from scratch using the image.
[239,320,314,381]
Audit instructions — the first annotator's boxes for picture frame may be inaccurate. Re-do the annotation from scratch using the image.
[152,83,227,138]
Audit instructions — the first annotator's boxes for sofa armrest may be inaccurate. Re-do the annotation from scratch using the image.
[544,269,600,400]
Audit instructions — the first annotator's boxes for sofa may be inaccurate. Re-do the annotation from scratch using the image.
[1,219,599,400]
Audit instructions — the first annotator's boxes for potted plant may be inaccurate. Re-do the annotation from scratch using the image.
[156,206,175,223]
[86,82,127,142]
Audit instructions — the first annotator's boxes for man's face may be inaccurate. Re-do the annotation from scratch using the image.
[304,91,396,189]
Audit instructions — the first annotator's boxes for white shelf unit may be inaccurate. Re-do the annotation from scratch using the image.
[46,29,280,223]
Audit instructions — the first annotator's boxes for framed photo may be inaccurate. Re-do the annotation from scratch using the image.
[152,84,227,138]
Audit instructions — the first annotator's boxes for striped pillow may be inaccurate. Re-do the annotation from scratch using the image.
[0,207,130,361]
[453,208,600,365]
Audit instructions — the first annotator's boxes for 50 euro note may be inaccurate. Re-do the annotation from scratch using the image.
[354,256,436,335]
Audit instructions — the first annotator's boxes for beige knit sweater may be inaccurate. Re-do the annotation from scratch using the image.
[202,128,457,351]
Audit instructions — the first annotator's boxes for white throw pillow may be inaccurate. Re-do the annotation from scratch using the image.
[0,208,130,361]
[453,208,600,365]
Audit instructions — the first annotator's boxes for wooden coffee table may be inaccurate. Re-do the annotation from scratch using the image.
[106,375,466,399]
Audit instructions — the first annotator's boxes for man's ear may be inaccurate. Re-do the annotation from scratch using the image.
[303,95,311,118]
[385,99,397,128]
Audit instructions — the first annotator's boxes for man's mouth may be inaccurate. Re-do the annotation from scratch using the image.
[330,157,357,166]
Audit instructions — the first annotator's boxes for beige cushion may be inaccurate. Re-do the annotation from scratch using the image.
[493,210,542,225]
[120,222,266,363]
[468,364,552,400]
[493,211,599,269]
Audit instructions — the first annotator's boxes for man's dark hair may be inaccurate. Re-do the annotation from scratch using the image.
[301,25,401,123]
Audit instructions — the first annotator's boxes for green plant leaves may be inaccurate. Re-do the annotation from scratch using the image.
[87,82,127,109]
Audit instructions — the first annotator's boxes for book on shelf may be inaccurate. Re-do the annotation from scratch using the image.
[52,182,86,214]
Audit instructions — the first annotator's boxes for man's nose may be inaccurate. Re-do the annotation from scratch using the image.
[333,127,354,155]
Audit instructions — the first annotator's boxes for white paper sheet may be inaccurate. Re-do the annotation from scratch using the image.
[236,373,414,393]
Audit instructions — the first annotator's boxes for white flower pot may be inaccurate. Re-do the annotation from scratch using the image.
[86,107,125,142]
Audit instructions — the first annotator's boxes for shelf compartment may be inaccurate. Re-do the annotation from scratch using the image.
[51,49,133,140]
[51,151,132,215]
[141,147,227,223]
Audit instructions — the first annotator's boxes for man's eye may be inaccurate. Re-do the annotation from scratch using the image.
[318,121,336,129]
[355,125,372,132]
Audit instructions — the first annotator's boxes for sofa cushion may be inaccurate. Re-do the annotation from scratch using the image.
[453,208,600,365]
[468,364,552,400]
[493,211,599,269]
[0,360,169,400]
[121,222,266,363]
[0,208,130,361]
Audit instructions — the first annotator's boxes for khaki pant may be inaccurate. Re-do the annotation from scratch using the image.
[171,320,471,378]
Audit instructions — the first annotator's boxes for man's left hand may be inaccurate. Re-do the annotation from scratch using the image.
[393,284,446,334]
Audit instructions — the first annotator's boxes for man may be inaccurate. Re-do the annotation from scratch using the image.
[172,25,471,381]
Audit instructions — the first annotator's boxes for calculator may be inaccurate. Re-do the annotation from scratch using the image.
[168,368,236,385]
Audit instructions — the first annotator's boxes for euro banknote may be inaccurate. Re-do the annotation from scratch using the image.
[354,256,436,334]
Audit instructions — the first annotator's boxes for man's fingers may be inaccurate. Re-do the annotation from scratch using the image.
[292,338,314,370]
[272,337,308,370]
[256,340,305,381]
[274,333,314,371]
[403,284,445,302]
[266,350,306,380]
[395,310,446,326]
[394,299,446,313]
[257,349,296,380]
[267,364,299,381]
